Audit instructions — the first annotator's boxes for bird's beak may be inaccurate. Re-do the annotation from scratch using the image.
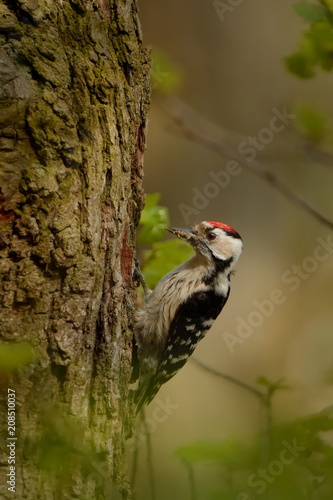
[167,226,196,243]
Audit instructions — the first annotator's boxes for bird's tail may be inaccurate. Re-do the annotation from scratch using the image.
[134,377,159,414]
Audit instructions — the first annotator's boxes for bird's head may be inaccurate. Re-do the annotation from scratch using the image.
[167,220,243,269]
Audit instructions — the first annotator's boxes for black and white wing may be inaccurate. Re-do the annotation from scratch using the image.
[135,289,229,412]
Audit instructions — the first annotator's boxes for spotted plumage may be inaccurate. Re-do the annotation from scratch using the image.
[134,221,243,413]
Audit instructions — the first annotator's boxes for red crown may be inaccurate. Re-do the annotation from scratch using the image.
[206,221,237,234]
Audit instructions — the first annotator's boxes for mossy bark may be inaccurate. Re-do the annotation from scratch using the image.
[0,1,150,498]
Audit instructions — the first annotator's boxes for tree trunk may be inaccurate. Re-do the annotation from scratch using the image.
[0,1,150,498]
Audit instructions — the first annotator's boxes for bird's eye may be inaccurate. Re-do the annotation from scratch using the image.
[207,232,216,241]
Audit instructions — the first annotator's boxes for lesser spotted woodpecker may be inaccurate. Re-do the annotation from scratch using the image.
[134,220,243,413]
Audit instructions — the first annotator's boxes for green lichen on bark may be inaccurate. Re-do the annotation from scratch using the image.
[0,0,150,498]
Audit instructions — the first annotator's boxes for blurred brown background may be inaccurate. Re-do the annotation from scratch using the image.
[132,1,333,498]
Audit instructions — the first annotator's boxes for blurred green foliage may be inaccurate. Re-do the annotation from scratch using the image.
[151,50,183,92]
[176,392,333,499]
[0,341,34,371]
[286,2,333,146]
[176,437,253,468]
[293,102,328,142]
[137,193,193,289]
[285,1,333,78]
[294,1,331,22]
[137,193,170,245]
[256,375,291,394]
[23,405,109,495]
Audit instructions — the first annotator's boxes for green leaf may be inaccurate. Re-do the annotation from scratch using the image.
[143,192,161,210]
[256,375,290,392]
[322,0,333,11]
[142,239,193,288]
[138,193,170,245]
[137,193,194,287]
[294,1,329,23]
[309,21,333,71]
[0,341,34,370]
[151,50,183,92]
[285,14,333,78]
[284,51,316,78]
[256,375,271,387]
[284,33,317,78]
[294,102,327,141]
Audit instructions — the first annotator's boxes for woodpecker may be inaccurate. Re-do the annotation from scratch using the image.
[134,220,242,413]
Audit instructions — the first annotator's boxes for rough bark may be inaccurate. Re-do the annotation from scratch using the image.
[0,0,150,498]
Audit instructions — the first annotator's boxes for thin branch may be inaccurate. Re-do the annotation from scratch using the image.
[184,461,197,500]
[302,141,333,168]
[191,357,264,400]
[130,409,156,499]
[259,393,273,466]
[191,357,274,465]
[164,96,333,231]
